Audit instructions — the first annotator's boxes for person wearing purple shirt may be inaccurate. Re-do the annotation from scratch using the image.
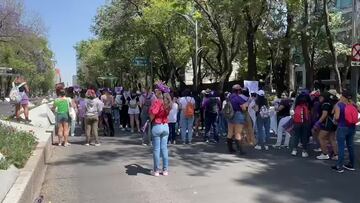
[226,84,247,155]
[139,88,156,145]
[332,90,357,173]
[203,91,222,143]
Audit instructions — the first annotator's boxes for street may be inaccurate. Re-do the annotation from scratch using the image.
[41,132,360,203]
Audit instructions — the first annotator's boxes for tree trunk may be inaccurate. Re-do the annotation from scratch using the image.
[323,0,342,91]
[301,0,314,90]
[284,2,294,91]
[247,27,257,80]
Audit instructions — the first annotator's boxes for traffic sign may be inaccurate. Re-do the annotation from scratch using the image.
[351,43,360,66]
[133,57,149,67]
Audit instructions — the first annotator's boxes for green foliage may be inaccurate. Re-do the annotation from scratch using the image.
[0,123,37,170]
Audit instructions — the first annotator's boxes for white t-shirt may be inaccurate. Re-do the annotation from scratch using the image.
[168,103,179,123]
[178,96,195,110]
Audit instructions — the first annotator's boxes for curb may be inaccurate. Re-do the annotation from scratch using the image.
[2,129,54,203]
[2,107,55,203]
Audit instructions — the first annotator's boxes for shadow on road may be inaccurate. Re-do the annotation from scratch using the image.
[125,164,151,176]
[47,132,360,203]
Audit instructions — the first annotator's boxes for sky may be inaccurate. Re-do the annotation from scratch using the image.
[25,0,106,86]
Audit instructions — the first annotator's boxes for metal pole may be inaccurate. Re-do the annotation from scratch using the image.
[195,20,199,90]
[351,0,359,101]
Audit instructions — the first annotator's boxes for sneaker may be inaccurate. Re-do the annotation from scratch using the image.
[162,171,169,176]
[291,149,297,156]
[264,146,269,151]
[302,151,309,158]
[152,171,160,177]
[254,145,262,150]
[281,145,289,149]
[272,144,281,148]
[331,165,344,173]
[58,142,62,146]
[344,164,356,171]
[142,143,148,146]
[313,148,322,152]
[64,143,71,147]
[316,154,330,160]
[94,143,101,147]
[84,143,90,146]
[331,155,339,161]
[205,139,209,143]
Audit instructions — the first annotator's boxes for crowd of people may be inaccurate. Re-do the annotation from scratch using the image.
[52,82,358,176]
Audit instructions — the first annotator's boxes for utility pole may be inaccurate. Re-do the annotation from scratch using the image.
[351,0,359,101]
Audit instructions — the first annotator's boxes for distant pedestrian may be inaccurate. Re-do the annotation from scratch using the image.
[226,84,247,155]
[101,88,115,136]
[128,92,140,133]
[140,88,156,145]
[332,90,357,173]
[168,96,179,144]
[84,89,103,146]
[178,89,196,144]
[13,76,30,123]
[203,91,221,143]
[253,90,271,151]
[52,89,70,146]
[149,82,172,176]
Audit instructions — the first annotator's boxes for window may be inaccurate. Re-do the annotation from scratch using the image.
[336,0,352,9]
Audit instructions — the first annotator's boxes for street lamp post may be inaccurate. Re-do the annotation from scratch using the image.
[176,12,199,90]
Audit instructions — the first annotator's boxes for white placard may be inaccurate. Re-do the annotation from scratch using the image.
[244,80,259,93]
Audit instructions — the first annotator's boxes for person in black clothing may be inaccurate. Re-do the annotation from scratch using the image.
[120,90,130,131]
[276,92,292,125]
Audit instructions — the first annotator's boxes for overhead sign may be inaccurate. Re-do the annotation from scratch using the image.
[133,57,149,67]
[351,43,360,66]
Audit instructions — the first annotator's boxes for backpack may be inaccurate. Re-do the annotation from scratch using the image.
[259,105,270,118]
[344,104,358,126]
[184,97,195,118]
[115,95,123,107]
[223,99,234,120]
[129,97,138,109]
[9,82,26,103]
[293,104,309,124]
[141,94,153,115]
[206,98,219,114]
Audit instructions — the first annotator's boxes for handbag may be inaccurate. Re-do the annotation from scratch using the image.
[67,98,76,121]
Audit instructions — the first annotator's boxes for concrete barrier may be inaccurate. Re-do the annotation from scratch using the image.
[1,103,55,203]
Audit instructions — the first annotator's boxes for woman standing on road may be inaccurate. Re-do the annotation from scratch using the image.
[149,82,172,177]
[14,76,30,123]
[178,89,196,144]
[84,89,103,146]
[53,89,71,146]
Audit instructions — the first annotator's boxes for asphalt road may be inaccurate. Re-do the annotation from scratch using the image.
[40,129,360,203]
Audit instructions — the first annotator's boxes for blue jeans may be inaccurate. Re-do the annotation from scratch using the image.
[180,112,194,143]
[204,112,219,142]
[336,127,355,168]
[152,124,169,171]
[113,107,120,123]
[256,116,270,146]
[218,112,228,135]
